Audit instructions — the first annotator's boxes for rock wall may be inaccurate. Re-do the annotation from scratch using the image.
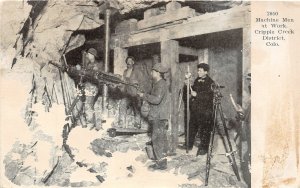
[208,30,244,119]
[0,1,103,186]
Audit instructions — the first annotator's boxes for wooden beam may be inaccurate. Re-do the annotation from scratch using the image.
[115,29,161,48]
[115,19,138,34]
[137,6,195,30]
[242,8,251,108]
[187,5,250,23]
[113,47,128,76]
[242,26,251,108]
[112,6,250,48]
[132,20,183,34]
[162,9,248,40]
[161,40,180,154]
[197,48,209,64]
[179,46,198,56]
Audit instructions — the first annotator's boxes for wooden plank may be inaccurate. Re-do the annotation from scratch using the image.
[164,11,248,40]
[198,48,209,64]
[113,47,128,76]
[137,6,195,30]
[179,46,198,56]
[242,8,251,108]
[120,29,162,48]
[132,20,183,34]
[242,26,251,108]
[112,6,250,48]
[161,40,180,154]
[115,19,138,34]
[187,5,250,23]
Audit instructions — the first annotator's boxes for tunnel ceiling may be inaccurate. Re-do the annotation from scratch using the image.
[10,0,247,70]
[81,1,247,52]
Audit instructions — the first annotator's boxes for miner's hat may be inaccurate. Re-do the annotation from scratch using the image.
[87,48,98,58]
[152,63,168,73]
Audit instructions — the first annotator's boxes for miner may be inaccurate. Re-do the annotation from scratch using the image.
[119,56,141,128]
[187,63,215,156]
[236,72,251,186]
[76,48,103,131]
[137,63,170,170]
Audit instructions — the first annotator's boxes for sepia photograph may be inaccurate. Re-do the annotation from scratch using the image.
[0,1,299,188]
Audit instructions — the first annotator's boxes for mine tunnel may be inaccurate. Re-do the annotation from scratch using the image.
[1,1,251,187]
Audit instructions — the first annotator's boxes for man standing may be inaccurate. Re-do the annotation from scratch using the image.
[188,63,215,156]
[236,72,251,186]
[123,56,137,87]
[137,63,170,170]
[119,56,140,128]
[75,48,103,131]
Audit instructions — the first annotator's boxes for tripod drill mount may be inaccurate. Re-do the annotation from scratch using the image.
[205,83,241,186]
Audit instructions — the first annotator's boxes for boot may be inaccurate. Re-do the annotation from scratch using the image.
[178,143,193,150]
[196,145,208,156]
[149,158,167,170]
[196,149,207,156]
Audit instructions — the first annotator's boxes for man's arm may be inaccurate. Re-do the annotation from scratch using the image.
[142,81,166,105]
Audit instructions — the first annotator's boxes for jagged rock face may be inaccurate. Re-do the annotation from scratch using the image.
[0,2,31,51]
[4,141,75,186]
[1,0,162,67]
[115,0,162,14]
[13,0,103,67]
[1,0,106,106]
[1,1,105,186]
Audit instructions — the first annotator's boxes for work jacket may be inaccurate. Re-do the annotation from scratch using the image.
[144,79,170,121]
[123,67,139,96]
[190,75,214,114]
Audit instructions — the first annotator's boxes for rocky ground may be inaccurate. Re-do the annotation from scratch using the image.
[4,123,248,188]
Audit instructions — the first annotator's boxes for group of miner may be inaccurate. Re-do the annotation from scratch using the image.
[71,48,251,184]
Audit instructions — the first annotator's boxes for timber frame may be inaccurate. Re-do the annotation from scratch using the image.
[112,4,251,153]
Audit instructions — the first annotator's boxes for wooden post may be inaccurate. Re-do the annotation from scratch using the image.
[113,47,128,76]
[179,46,198,57]
[198,48,209,64]
[161,40,179,154]
[103,7,111,116]
[242,26,251,108]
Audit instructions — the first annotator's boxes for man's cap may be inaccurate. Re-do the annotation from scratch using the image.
[87,48,98,58]
[152,63,168,73]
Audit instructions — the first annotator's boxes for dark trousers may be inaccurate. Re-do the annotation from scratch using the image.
[149,119,168,160]
[188,110,213,151]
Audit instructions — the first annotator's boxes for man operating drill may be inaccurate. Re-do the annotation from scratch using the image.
[74,48,103,131]
[137,63,170,170]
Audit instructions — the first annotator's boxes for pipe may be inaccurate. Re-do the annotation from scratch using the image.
[102,7,111,116]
